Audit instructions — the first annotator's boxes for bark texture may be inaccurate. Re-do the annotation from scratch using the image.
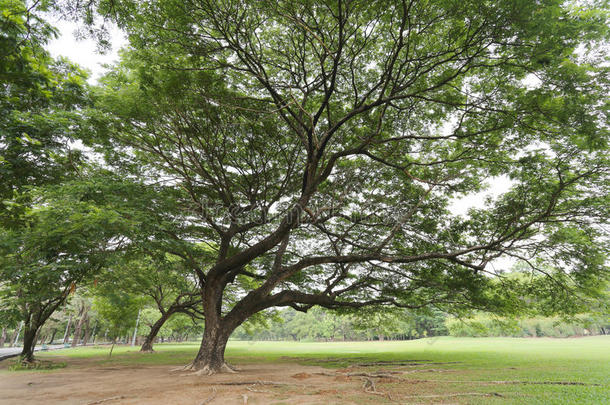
[190,322,235,375]
[20,325,38,363]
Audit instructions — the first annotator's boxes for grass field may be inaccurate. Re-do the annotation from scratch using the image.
[4,336,610,404]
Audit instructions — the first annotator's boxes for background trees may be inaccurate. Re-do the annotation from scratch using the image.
[96,251,204,352]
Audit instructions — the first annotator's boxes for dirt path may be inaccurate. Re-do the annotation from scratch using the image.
[0,359,402,405]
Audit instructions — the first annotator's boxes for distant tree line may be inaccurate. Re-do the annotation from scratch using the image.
[446,314,610,338]
[230,307,609,342]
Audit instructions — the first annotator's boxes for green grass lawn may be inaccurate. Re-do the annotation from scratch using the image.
[14,336,610,404]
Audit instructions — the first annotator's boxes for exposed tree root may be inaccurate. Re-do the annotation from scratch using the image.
[406,379,601,386]
[198,388,217,405]
[246,385,273,394]
[361,377,386,396]
[190,363,238,376]
[348,371,400,378]
[84,395,126,405]
[402,392,503,399]
[211,380,297,386]
[171,362,239,375]
[170,363,195,372]
[358,361,462,367]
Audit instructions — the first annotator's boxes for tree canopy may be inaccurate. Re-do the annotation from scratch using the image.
[2,0,609,373]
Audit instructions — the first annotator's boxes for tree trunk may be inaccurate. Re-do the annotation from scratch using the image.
[20,324,38,363]
[9,327,19,347]
[47,328,57,344]
[72,309,88,348]
[0,327,6,347]
[141,312,171,352]
[63,315,72,344]
[82,318,91,346]
[190,321,235,374]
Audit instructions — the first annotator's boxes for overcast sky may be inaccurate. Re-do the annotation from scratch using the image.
[47,18,126,83]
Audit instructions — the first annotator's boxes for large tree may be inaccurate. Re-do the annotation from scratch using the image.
[89,0,608,373]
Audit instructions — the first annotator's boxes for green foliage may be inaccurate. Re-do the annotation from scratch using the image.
[233,307,448,341]
[91,290,141,340]
[446,314,609,338]
[82,0,609,325]
[0,0,91,227]
[0,177,134,328]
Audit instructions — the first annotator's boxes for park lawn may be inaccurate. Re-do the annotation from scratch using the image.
[7,336,610,404]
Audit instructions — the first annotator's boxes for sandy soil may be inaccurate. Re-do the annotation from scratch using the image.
[0,359,428,405]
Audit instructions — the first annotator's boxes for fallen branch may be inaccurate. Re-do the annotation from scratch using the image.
[85,396,126,405]
[198,387,217,405]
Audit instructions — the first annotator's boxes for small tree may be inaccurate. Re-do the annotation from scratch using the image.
[0,181,131,362]
[98,252,205,352]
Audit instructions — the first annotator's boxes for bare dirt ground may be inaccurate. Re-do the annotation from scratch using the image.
[0,357,479,405]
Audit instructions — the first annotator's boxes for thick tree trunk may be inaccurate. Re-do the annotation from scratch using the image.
[190,321,235,374]
[20,325,38,363]
[141,312,171,352]
[0,327,6,347]
[186,278,242,374]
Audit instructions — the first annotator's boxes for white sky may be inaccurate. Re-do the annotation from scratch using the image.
[47,19,126,83]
